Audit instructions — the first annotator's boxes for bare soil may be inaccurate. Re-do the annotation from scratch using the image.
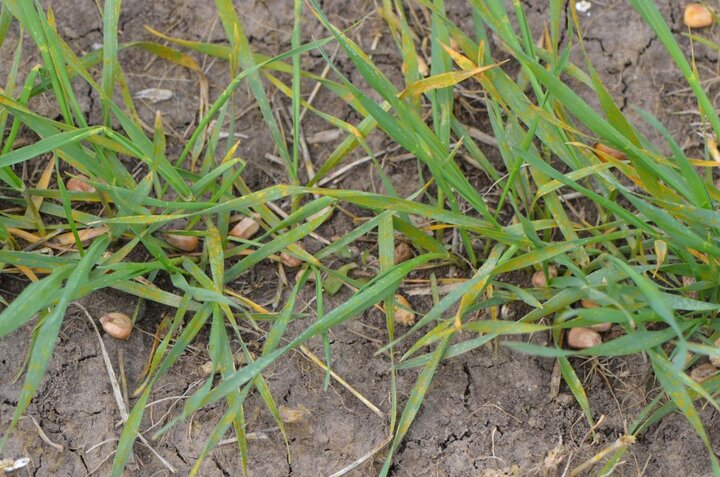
[2,1,719,476]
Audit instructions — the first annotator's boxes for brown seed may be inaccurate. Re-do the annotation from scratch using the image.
[66,175,96,193]
[229,217,260,240]
[280,243,305,268]
[531,266,558,287]
[684,3,714,28]
[394,242,414,264]
[295,269,317,283]
[416,55,429,76]
[593,142,627,161]
[691,362,717,382]
[165,233,198,252]
[566,327,602,349]
[394,294,415,326]
[307,129,342,145]
[307,205,334,224]
[99,312,132,340]
[581,299,610,331]
[589,322,613,333]
[55,225,109,246]
[710,338,720,368]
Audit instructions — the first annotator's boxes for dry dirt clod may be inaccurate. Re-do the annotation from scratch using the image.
[566,327,601,349]
[200,353,249,376]
[593,142,627,161]
[278,405,310,424]
[200,361,214,377]
[690,362,717,382]
[1,457,30,474]
[684,3,714,28]
[683,276,699,299]
[165,233,199,252]
[99,312,132,340]
[280,244,305,268]
[531,266,558,287]
[229,217,260,240]
[710,338,720,368]
[394,242,414,264]
[66,175,96,193]
[394,294,415,326]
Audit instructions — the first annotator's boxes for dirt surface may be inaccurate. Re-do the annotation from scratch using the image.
[2,0,720,476]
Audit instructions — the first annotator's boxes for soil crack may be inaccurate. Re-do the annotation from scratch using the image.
[462,363,474,411]
[213,457,231,477]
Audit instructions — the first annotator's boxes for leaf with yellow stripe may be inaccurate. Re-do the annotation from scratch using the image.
[399,62,506,99]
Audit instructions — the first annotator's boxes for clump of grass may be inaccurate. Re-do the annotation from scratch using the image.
[1,0,720,475]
